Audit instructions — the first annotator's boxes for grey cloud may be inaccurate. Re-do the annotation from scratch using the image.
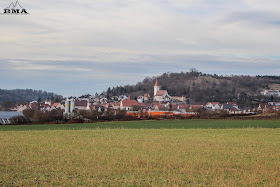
[223,11,280,26]
[1,55,280,95]
[1,0,280,95]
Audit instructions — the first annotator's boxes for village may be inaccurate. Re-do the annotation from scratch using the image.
[1,80,280,125]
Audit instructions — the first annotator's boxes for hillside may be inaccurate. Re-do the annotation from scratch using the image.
[106,71,280,108]
[0,89,60,105]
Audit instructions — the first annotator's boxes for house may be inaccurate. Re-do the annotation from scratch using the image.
[190,105,204,110]
[229,107,242,114]
[171,96,186,102]
[261,90,280,97]
[137,96,144,103]
[39,103,50,111]
[227,102,239,109]
[104,103,113,109]
[99,97,108,104]
[163,103,178,110]
[29,101,38,110]
[17,104,29,112]
[178,104,190,112]
[45,106,52,111]
[153,103,166,111]
[273,106,280,111]
[86,103,94,111]
[119,95,128,101]
[205,102,222,110]
[110,102,120,110]
[75,99,88,110]
[144,94,150,102]
[258,103,270,112]
[86,103,104,112]
[268,102,280,106]
[221,103,240,113]
[51,103,65,110]
[104,103,121,111]
[0,111,25,125]
[44,100,52,106]
[120,96,146,111]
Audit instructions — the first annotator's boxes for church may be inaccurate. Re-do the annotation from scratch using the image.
[153,79,171,102]
[153,79,186,102]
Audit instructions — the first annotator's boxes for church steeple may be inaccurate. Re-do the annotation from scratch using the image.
[155,79,159,86]
[154,79,160,96]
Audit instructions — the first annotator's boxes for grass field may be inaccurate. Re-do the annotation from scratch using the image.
[1,120,280,186]
[1,119,280,131]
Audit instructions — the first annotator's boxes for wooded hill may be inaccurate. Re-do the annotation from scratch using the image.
[105,70,280,109]
[0,89,60,106]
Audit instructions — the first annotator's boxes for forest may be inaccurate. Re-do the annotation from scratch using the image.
[0,89,60,108]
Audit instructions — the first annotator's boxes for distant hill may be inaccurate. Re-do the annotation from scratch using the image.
[0,89,61,105]
[105,70,280,108]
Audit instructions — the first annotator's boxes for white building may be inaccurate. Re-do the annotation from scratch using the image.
[137,96,144,103]
[153,79,171,102]
[65,98,75,113]
[261,90,280,97]
[205,102,222,110]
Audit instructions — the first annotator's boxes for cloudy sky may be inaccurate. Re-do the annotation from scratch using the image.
[1,0,280,96]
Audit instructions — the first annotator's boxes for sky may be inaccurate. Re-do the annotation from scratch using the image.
[0,0,280,96]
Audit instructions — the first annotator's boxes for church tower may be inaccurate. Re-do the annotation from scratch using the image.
[154,79,160,96]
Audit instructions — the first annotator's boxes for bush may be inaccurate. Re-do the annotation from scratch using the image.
[23,109,36,120]
[115,110,126,119]
[68,119,84,124]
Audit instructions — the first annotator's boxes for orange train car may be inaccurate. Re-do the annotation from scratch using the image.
[127,110,197,119]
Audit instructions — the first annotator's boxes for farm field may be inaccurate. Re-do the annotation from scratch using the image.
[1,119,280,131]
[0,120,280,186]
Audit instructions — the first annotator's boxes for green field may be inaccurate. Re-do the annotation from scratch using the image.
[1,120,280,186]
[1,119,280,131]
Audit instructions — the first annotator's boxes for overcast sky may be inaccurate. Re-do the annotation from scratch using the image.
[1,0,280,96]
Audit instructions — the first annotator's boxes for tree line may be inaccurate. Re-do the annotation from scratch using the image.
[105,70,280,109]
[0,89,62,109]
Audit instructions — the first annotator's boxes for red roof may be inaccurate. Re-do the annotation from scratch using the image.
[121,100,146,107]
[105,103,112,108]
[170,104,178,110]
[110,103,120,107]
[178,104,190,109]
[230,108,239,111]
[75,100,88,107]
[52,103,60,108]
[88,104,94,110]
[155,79,159,86]
[154,104,166,110]
[152,101,160,105]
[155,90,167,96]
[191,105,204,109]
[206,102,221,106]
